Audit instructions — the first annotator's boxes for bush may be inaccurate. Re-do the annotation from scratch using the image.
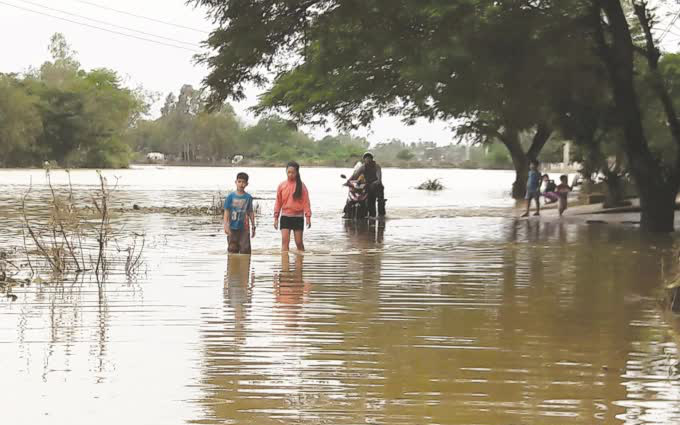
[416,178,444,191]
[396,149,415,161]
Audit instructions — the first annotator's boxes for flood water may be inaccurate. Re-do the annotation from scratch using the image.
[1,166,679,425]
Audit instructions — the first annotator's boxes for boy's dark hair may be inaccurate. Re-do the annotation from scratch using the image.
[530,159,539,166]
[560,174,568,182]
[236,172,249,182]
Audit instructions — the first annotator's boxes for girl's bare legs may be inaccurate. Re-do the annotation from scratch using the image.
[281,229,291,252]
[293,229,305,251]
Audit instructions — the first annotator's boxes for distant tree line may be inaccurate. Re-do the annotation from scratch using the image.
[371,137,568,169]
[127,83,370,166]
[0,32,570,173]
[0,34,374,169]
[0,34,145,168]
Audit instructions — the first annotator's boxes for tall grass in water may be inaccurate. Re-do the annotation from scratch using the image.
[19,170,146,284]
[416,178,444,191]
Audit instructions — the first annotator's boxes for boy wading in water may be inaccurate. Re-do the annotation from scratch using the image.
[224,172,256,254]
[274,161,312,252]
[521,159,541,217]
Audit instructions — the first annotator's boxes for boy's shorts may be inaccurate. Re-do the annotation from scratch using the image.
[228,228,251,254]
[525,190,539,200]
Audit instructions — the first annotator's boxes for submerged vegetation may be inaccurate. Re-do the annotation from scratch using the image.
[416,179,444,191]
[0,170,149,299]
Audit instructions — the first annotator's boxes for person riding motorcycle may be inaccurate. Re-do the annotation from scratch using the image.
[342,174,368,218]
[349,152,386,217]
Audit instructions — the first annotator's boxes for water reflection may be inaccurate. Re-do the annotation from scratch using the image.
[1,168,680,425]
[274,253,310,328]
[343,218,386,246]
[225,255,253,344]
[191,218,680,425]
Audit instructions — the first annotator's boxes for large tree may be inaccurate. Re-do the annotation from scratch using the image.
[0,75,43,166]
[589,0,680,231]
[193,0,597,198]
[1,34,147,168]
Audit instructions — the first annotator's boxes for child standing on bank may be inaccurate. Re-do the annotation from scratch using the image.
[521,160,541,217]
[556,174,572,216]
[274,161,312,252]
[224,172,256,254]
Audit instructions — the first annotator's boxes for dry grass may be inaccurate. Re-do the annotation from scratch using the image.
[20,170,146,283]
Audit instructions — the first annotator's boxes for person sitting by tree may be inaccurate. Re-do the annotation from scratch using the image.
[541,174,559,204]
[350,152,386,217]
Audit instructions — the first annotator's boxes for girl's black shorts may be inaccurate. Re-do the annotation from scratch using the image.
[280,216,304,231]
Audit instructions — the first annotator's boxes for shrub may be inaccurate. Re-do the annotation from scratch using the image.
[416,178,444,191]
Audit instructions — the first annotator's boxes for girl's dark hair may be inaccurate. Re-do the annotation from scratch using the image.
[287,161,303,199]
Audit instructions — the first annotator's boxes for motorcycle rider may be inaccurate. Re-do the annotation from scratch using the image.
[349,152,386,217]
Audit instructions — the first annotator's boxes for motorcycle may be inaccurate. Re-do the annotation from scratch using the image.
[340,174,369,219]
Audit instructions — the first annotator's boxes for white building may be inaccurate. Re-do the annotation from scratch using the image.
[146,152,166,163]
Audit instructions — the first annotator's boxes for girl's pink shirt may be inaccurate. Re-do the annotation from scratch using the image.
[274,180,312,219]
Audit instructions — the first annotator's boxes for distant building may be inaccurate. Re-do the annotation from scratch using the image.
[146,152,165,163]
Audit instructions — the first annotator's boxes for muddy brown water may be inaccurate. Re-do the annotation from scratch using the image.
[1,166,679,425]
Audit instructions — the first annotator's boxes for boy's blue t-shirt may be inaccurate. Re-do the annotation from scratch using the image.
[224,192,253,230]
[527,170,540,192]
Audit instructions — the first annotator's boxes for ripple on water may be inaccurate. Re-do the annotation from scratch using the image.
[1,168,679,425]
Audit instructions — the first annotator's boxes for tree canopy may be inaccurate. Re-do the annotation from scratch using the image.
[0,34,147,168]
[194,0,680,231]
[193,0,604,197]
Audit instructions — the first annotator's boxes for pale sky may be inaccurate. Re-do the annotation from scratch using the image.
[0,0,678,146]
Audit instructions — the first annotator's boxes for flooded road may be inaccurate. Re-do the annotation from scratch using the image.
[1,166,679,425]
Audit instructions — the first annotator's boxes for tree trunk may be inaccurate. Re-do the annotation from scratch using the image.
[670,286,680,313]
[639,182,676,233]
[512,159,529,200]
[499,125,551,200]
[500,130,529,199]
[602,173,625,209]
[595,0,678,231]
[527,123,552,160]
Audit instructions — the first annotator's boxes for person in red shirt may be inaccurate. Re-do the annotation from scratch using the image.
[274,161,312,251]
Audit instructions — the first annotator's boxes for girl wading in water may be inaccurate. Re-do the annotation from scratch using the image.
[274,161,312,252]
